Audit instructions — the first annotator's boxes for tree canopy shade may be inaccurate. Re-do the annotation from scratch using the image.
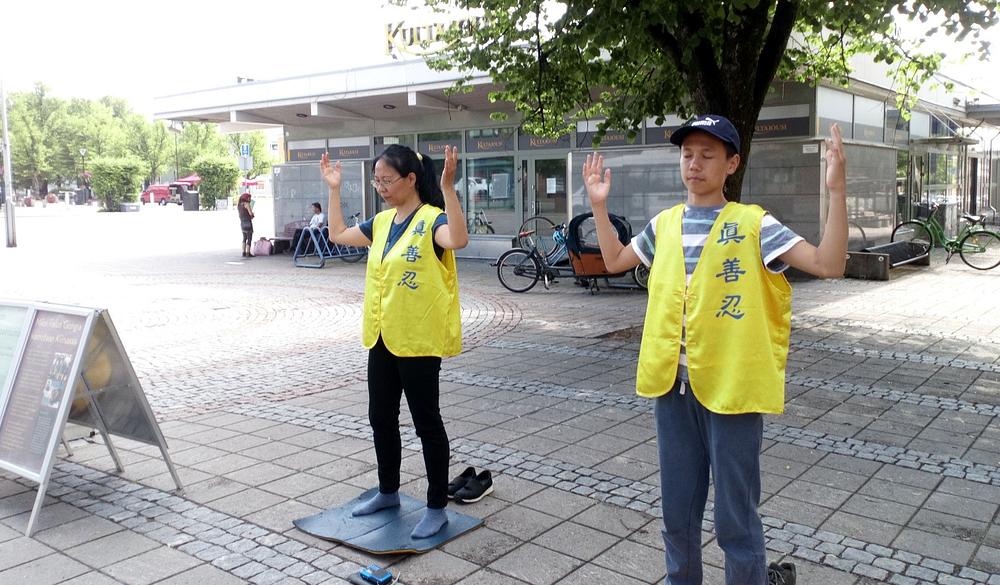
[405,0,999,199]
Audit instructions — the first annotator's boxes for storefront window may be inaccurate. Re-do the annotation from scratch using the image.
[853,95,884,143]
[817,87,854,138]
[885,109,909,146]
[466,157,516,235]
[926,151,958,202]
[910,112,930,138]
[374,134,414,157]
[417,131,462,158]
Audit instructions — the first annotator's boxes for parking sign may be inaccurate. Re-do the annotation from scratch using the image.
[240,143,250,157]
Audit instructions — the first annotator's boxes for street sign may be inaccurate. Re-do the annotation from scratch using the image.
[240,143,250,157]
[239,155,254,171]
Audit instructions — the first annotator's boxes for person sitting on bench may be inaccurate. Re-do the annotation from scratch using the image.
[293,202,327,254]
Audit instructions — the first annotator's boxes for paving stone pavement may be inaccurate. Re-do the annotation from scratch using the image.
[0,206,999,584]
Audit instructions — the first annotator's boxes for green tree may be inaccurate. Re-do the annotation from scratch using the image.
[8,83,66,194]
[91,156,144,211]
[178,123,227,176]
[48,99,128,188]
[192,156,240,209]
[225,131,273,179]
[127,117,170,185]
[412,0,998,200]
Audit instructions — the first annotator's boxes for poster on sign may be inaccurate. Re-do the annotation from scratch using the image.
[0,309,88,478]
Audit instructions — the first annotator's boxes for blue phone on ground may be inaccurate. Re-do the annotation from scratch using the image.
[359,564,393,585]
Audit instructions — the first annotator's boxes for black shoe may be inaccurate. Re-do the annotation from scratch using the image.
[454,470,493,504]
[447,466,476,500]
[767,562,796,585]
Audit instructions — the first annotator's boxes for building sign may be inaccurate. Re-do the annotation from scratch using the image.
[644,124,683,145]
[754,116,811,139]
[385,17,483,58]
[288,148,327,162]
[466,130,514,153]
[576,129,635,149]
[517,132,571,150]
[417,139,463,157]
[327,145,371,160]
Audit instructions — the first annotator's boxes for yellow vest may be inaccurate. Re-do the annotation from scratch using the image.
[362,204,462,357]
[636,202,791,414]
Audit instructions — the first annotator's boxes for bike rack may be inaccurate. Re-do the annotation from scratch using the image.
[293,229,367,269]
[844,241,930,281]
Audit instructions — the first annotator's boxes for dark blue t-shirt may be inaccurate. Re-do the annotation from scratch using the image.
[358,207,448,259]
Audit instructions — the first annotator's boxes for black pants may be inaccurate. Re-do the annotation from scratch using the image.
[368,337,449,509]
[241,228,252,245]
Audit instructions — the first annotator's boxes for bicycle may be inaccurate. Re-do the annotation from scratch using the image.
[497,224,578,292]
[498,216,648,292]
[890,202,1000,270]
[470,209,495,234]
[517,215,566,264]
[339,212,368,263]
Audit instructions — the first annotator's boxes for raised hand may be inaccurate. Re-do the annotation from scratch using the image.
[583,153,612,205]
[825,123,846,196]
[320,152,342,190]
[440,145,458,193]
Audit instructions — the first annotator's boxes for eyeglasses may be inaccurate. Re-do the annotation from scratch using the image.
[370,176,404,189]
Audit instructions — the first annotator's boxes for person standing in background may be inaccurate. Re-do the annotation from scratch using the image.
[238,192,255,257]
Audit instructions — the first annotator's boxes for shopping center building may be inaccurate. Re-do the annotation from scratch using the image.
[154,31,1000,258]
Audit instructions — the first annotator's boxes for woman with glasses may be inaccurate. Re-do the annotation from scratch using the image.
[321,144,468,539]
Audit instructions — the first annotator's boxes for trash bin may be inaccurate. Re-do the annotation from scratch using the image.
[182,192,199,211]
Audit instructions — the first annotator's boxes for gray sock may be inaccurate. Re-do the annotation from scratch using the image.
[352,491,400,516]
[410,507,448,539]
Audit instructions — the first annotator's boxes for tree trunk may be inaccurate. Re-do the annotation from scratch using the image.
[724,113,758,203]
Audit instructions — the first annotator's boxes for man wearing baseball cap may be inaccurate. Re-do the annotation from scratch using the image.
[582,114,849,585]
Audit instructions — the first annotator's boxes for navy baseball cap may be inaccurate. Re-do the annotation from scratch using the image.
[670,114,741,153]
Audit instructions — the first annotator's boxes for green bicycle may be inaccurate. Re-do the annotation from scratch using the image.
[891,202,1000,270]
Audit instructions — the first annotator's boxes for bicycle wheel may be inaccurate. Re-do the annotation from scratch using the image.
[497,249,540,292]
[632,263,650,289]
[891,220,933,254]
[517,216,557,259]
[958,231,1000,270]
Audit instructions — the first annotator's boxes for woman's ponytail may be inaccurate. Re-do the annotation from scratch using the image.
[416,153,445,209]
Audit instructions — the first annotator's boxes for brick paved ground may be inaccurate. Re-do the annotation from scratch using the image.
[0,204,998,584]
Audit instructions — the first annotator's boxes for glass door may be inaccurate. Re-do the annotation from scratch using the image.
[517,156,568,256]
[465,156,516,236]
[520,156,568,224]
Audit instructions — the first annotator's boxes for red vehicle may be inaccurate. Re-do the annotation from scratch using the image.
[141,184,178,205]
[141,180,199,205]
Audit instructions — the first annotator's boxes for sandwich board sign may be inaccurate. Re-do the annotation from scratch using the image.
[0,300,183,536]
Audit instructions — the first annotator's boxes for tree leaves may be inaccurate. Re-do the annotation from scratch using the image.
[400,0,998,198]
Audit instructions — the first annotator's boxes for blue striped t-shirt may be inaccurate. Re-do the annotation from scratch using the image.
[631,204,802,385]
